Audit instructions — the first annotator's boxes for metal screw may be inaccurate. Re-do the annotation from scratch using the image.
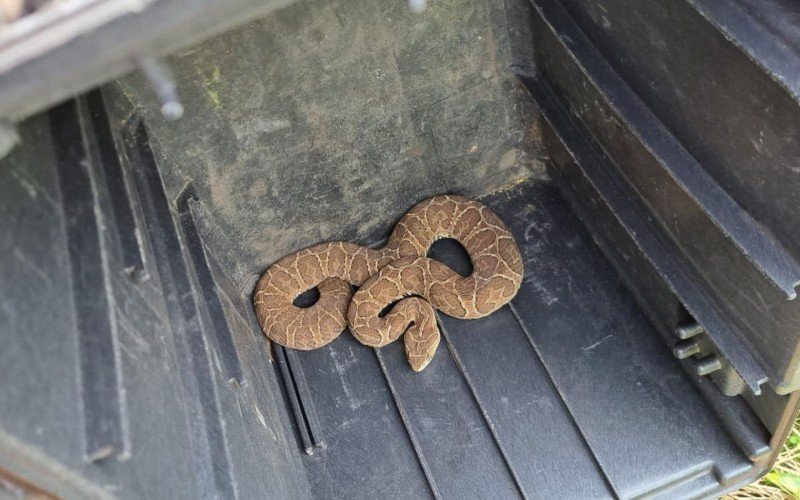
[675,322,704,340]
[673,340,701,360]
[0,119,19,159]
[138,56,184,120]
[695,357,722,376]
[408,0,427,13]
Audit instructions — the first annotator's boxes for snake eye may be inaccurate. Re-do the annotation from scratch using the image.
[293,287,320,308]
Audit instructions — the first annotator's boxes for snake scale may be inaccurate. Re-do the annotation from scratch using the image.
[253,195,524,371]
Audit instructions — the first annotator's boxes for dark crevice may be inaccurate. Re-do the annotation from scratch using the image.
[84,89,146,280]
[121,113,235,499]
[50,99,125,461]
[272,345,315,454]
[427,238,473,278]
[293,287,320,308]
[177,182,243,383]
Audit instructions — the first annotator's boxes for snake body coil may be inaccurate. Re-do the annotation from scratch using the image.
[253,195,523,371]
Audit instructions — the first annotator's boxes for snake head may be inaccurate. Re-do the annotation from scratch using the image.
[402,298,441,371]
[406,342,439,371]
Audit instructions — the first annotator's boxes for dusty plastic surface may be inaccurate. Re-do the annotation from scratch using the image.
[281,178,756,498]
[0,121,757,495]
[1,0,798,497]
[547,0,800,395]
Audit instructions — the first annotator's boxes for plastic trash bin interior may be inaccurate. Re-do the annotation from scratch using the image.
[1,0,799,498]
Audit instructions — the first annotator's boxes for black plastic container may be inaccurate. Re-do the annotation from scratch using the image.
[1,0,798,498]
